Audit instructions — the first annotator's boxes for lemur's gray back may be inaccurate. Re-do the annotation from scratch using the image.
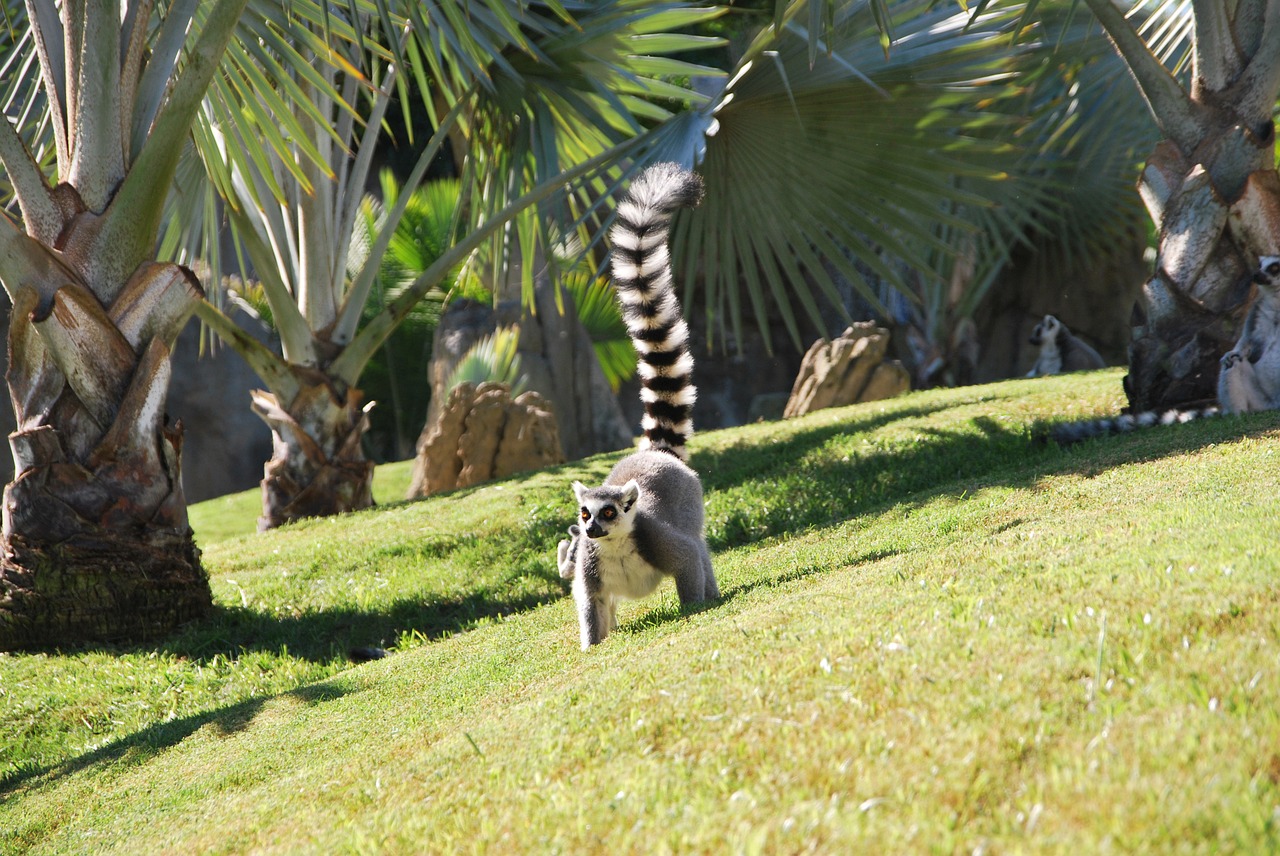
[609,163,704,461]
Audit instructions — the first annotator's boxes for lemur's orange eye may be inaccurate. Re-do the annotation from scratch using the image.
[601,507,616,520]
[580,508,590,521]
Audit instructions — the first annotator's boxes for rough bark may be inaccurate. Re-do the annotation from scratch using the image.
[251,369,375,531]
[1128,128,1280,410]
[1114,0,1280,413]
[0,263,209,650]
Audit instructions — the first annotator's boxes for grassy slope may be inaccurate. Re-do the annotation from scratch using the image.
[4,370,1280,853]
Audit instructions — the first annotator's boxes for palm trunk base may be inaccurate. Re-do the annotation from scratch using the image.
[1124,275,1252,411]
[0,510,209,650]
[259,457,374,530]
[252,381,375,531]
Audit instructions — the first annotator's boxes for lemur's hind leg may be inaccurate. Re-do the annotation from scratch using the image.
[654,529,717,605]
[700,550,719,600]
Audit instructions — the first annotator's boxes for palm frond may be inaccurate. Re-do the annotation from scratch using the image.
[560,270,638,391]
[446,326,529,396]
[678,0,1028,353]
[455,0,729,304]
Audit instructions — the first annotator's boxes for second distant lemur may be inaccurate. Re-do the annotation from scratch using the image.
[1026,314,1106,377]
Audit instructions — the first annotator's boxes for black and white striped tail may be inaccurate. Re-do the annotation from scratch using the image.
[1049,406,1220,445]
[610,163,704,462]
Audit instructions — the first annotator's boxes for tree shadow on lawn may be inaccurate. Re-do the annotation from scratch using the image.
[619,409,1279,639]
[694,402,1280,555]
[0,679,356,797]
[162,576,569,666]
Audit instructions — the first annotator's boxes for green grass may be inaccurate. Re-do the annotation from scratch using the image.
[5,369,1280,853]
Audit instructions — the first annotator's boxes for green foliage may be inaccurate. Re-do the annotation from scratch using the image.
[6,371,1280,852]
[673,0,1159,385]
[445,326,529,396]
[560,270,637,391]
[350,173,469,461]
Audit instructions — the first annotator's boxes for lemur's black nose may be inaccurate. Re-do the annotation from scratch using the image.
[586,522,605,539]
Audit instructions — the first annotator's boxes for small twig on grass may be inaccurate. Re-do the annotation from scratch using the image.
[1088,610,1107,711]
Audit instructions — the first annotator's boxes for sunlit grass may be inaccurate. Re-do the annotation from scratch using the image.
[4,369,1280,853]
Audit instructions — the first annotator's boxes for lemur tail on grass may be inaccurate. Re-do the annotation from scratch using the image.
[556,163,719,650]
[1046,256,1280,446]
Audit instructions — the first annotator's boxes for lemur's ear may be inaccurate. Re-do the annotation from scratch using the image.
[572,481,588,503]
[620,480,641,511]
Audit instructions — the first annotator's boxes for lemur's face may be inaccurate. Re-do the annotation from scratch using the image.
[572,480,640,540]
[1254,256,1280,291]
[1029,315,1060,346]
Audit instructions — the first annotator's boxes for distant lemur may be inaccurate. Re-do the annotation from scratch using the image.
[1026,314,1106,377]
[556,163,718,649]
[1049,256,1280,444]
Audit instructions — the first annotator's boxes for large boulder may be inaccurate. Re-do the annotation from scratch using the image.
[408,382,564,498]
[784,322,910,418]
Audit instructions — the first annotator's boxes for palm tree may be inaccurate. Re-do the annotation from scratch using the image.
[189,0,725,529]
[0,0,417,648]
[1075,0,1280,410]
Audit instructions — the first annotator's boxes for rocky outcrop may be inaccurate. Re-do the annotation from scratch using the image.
[408,382,564,498]
[428,285,631,461]
[784,322,910,418]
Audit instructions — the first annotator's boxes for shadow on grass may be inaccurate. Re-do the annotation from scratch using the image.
[162,576,568,666]
[694,402,1280,554]
[618,545,904,638]
[0,679,356,796]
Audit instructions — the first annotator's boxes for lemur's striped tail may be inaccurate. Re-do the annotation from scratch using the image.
[610,163,704,461]
[1047,406,1221,445]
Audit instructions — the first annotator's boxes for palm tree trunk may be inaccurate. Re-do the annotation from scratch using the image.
[1078,0,1280,410]
[251,370,375,531]
[1127,130,1280,411]
[0,264,210,649]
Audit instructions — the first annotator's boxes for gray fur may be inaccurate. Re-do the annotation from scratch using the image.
[1218,255,1280,413]
[1048,256,1280,445]
[1026,314,1106,377]
[558,164,718,649]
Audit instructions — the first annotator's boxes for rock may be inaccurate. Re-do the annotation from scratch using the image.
[427,285,632,461]
[784,323,910,418]
[408,382,564,498]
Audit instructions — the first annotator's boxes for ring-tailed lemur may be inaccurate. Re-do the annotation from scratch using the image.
[1217,256,1280,413]
[556,163,719,649]
[1048,256,1280,445]
[1026,314,1106,377]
